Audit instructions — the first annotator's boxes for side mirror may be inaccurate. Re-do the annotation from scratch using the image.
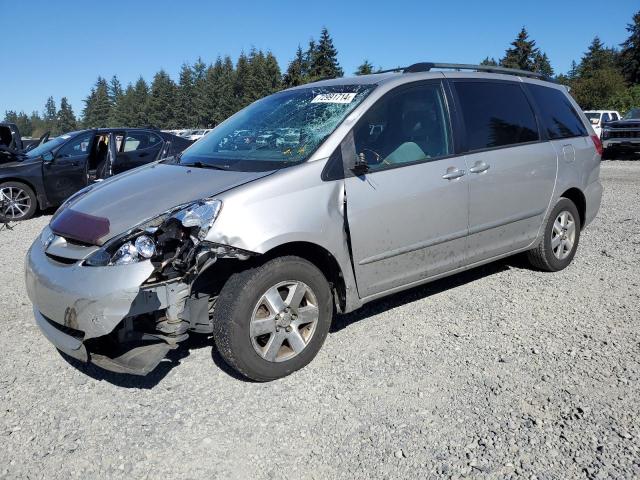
[42,152,54,163]
[351,152,370,176]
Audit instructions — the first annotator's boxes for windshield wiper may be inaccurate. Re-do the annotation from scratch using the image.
[180,161,230,170]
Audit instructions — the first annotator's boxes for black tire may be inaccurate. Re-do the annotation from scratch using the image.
[0,181,37,221]
[212,256,333,381]
[602,147,617,160]
[527,198,581,272]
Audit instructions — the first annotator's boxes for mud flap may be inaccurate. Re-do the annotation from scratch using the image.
[90,342,173,376]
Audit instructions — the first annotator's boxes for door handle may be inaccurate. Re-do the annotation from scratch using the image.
[469,161,490,174]
[442,167,466,180]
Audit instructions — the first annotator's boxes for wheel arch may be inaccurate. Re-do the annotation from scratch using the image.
[259,241,347,313]
[192,240,348,314]
[0,177,43,210]
[559,187,586,230]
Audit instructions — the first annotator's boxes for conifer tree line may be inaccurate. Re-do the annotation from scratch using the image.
[4,14,640,137]
[480,12,640,111]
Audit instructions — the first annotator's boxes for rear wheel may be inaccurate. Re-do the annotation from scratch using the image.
[212,256,333,381]
[0,181,37,221]
[527,198,581,272]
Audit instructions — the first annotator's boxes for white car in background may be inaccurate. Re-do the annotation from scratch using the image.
[584,110,621,137]
[188,129,212,141]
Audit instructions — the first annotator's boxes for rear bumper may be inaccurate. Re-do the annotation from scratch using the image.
[584,179,603,228]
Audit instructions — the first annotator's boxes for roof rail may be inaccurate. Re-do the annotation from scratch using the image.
[375,62,550,81]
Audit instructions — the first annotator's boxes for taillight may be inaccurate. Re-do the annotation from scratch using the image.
[591,134,603,156]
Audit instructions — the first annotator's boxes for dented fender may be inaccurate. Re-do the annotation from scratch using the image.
[206,160,362,312]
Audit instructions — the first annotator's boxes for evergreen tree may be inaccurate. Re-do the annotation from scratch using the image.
[304,39,317,79]
[131,77,150,126]
[108,75,124,126]
[216,56,238,122]
[568,60,579,80]
[147,70,178,129]
[264,51,282,93]
[309,27,343,79]
[480,57,498,66]
[235,51,253,108]
[176,63,196,127]
[620,10,640,84]
[500,27,539,71]
[355,60,374,75]
[578,37,619,77]
[246,48,269,103]
[571,68,627,109]
[82,77,111,127]
[56,97,77,134]
[283,46,306,87]
[192,57,209,127]
[43,96,57,132]
[30,111,47,137]
[533,52,554,77]
[111,83,136,126]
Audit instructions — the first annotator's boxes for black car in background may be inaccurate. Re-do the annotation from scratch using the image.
[0,128,192,221]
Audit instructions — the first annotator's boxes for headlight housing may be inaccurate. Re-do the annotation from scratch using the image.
[84,199,222,267]
[40,225,55,250]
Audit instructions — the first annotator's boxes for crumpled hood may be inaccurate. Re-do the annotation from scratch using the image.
[51,163,274,245]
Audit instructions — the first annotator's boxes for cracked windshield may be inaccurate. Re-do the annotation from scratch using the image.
[178,85,374,171]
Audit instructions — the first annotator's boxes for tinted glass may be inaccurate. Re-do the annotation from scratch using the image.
[122,131,162,152]
[612,113,619,120]
[454,81,538,151]
[352,83,452,171]
[528,84,588,139]
[602,113,611,122]
[25,132,82,158]
[57,133,93,158]
[624,108,640,120]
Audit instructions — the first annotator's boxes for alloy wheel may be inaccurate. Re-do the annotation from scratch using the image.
[0,186,31,220]
[551,210,576,260]
[249,280,319,362]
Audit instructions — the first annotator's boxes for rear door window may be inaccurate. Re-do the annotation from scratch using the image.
[453,81,539,151]
[527,84,588,139]
[121,131,162,152]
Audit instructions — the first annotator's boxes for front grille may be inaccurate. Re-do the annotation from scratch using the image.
[41,313,85,340]
[604,130,640,139]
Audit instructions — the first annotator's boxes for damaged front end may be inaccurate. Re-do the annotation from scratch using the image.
[27,198,255,375]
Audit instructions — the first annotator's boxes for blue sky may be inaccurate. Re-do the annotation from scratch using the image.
[1,0,638,117]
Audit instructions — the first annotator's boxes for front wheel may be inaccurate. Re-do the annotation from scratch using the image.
[0,181,37,221]
[212,256,333,381]
[527,198,581,272]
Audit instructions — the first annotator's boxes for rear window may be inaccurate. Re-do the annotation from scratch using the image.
[454,81,539,151]
[528,84,588,139]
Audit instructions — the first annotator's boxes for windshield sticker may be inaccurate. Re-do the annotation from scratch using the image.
[311,93,357,104]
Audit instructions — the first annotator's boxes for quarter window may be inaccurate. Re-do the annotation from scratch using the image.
[352,83,452,171]
[527,84,588,139]
[454,81,539,151]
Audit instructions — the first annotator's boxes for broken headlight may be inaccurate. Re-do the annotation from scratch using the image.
[110,235,157,265]
[174,199,222,240]
[84,199,222,268]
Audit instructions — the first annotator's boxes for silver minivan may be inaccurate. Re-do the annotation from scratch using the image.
[25,63,603,381]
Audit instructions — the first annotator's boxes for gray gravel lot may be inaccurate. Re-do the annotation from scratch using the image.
[1,160,639,479]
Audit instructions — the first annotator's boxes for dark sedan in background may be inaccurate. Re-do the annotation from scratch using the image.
[0,128,192,220]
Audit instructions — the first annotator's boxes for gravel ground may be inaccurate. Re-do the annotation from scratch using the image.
[1,160,639,479]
